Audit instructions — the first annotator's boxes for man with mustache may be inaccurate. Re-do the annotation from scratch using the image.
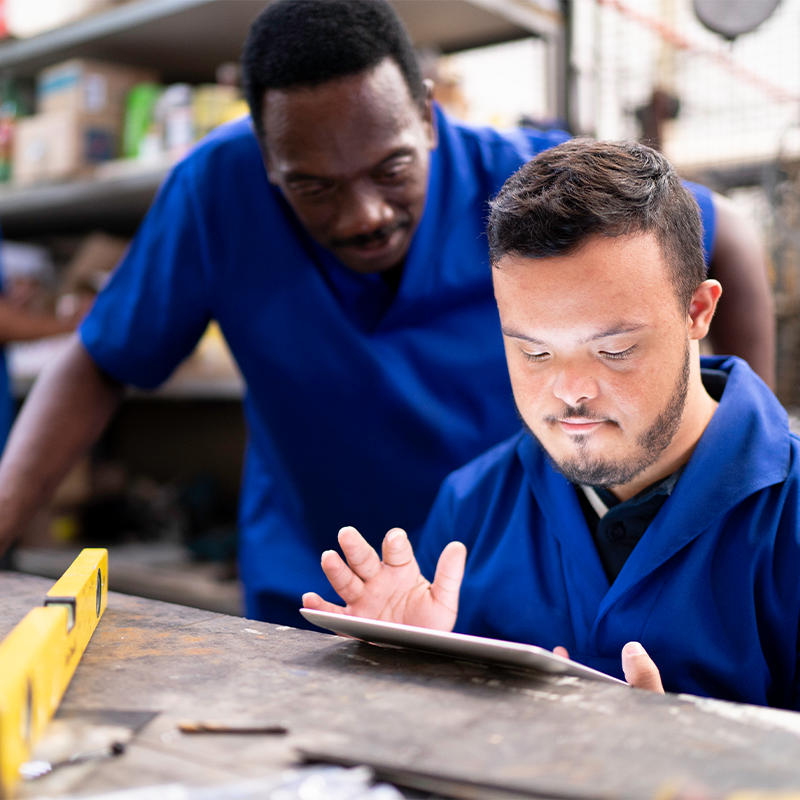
[304,139,800,707]
[0,1,775,629]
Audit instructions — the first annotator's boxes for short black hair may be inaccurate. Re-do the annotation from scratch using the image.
[487,139,707,310]
[241,0,425,142]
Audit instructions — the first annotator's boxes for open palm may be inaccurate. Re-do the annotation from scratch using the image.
[302,525,466,631]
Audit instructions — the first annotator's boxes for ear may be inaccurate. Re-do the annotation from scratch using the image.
[688,279,722,341]
[422,79,438,150]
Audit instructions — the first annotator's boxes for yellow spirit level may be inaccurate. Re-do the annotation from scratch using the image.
[0,548,107,798]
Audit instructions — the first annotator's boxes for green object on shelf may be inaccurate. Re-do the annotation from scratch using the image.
[0,72,31,183]
[123,82,163,159]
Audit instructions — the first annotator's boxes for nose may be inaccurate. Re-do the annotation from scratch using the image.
[335,181,394,238]
[551,362,599,409]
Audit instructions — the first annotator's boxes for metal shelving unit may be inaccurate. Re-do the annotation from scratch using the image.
[1,0,563,600]
[0,0,560,79]
[0,0,562,237]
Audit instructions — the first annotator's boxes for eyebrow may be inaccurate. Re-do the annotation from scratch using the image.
[501,324,647,345]
[283,147,418,184]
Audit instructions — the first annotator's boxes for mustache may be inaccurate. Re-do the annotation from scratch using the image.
[545,405,616,424]
[330,219,411,249]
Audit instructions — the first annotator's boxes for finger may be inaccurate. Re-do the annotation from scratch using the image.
[430,541,466,613]
[381,528,416,568]
[553,646,570,659]
[621,641,665,693]
[301,592,346,614]
[338,526,382,581]
[320,548,365,606]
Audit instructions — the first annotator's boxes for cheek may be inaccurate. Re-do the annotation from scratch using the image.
[506,358,551,413]
[285,200,335,238]
[602,359,677,424]
[394,176,428,214]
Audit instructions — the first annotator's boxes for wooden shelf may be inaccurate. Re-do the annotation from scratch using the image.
[0,0,561,236]
[0,158,170,237]
[0,0,560,82]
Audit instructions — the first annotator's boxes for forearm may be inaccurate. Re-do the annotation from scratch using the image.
[0,298,78,343]
[707,194,776,388]
[0,336,124,555]
[708,286,775,389]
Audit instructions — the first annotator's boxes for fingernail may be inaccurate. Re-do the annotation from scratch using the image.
[624,641,645,655]
[387,529,406,545]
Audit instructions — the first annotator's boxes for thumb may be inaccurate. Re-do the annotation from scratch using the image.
[621,641,665,693]
[430,541,466,615]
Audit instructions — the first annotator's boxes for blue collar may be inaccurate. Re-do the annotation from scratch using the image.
[516,356,791,604]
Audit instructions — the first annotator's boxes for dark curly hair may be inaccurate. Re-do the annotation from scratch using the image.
[241,0,425,142]
[488,139,707,310]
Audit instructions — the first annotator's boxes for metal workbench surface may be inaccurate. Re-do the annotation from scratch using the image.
[3,570,800,800]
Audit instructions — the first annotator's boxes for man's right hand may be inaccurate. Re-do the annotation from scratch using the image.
[302,525,466,631]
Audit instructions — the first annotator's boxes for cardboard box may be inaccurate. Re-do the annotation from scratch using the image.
[12,110,119,184]
[37,59,158,116]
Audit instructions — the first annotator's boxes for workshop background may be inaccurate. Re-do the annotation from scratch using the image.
[0,0,792,614]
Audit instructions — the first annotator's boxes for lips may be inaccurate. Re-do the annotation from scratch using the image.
[557,419,606,435]
[348,227,404,254]
[332,219,411,251]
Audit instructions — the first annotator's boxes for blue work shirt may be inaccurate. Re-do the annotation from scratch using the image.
[0,237,15,452]
[416,357,800,709]
[79,109,716,626]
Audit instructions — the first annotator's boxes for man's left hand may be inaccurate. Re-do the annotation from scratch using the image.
[621,641,664,693]
[553,642,665,693]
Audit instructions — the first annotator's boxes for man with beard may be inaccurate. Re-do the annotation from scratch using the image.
[0,1,775,629]
[303,140,800,708]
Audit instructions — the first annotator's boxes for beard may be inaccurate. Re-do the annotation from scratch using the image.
[523,341,691,489]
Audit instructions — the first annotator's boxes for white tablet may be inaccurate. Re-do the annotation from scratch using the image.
[300,608,627,686]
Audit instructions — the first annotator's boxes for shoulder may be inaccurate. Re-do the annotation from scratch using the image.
[168,116,264,186]
[681,179,716,260]
[783,432,800,495]
[417,430,528,569]
[434,108,569,191]
[151,116,275,222]
[436,430,528,512]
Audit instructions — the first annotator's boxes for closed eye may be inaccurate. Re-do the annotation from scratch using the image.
[376,157,413,182]
[600,346,636,361]
[287,179,337,198]
[523,351,550,362]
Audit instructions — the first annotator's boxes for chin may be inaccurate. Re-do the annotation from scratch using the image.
[343,254,406,274]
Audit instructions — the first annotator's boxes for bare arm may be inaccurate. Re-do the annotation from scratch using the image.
[707,193,776,389]
[0,336,124,556]
[0,298,79,343]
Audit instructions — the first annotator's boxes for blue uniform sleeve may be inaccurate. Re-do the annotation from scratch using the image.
[500,126,571,162]
[414,478,458,584]
[683,180,716,266]
[79,162,213,389]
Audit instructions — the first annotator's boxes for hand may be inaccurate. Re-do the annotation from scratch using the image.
[553,642,665,693]
[302,525,466,631]
[621,641,664,693]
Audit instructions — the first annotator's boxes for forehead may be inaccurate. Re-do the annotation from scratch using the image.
[262,59,424,176]
[493,233,682,334]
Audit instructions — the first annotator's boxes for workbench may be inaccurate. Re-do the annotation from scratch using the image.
[4,570,800,800]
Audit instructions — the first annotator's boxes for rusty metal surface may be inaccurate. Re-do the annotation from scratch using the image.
[4,571,800,799]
